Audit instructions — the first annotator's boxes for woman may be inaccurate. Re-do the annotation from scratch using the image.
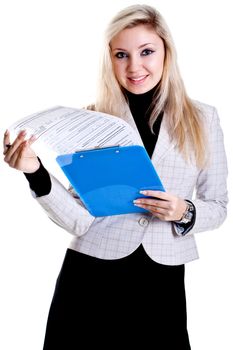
[3,4,228,349]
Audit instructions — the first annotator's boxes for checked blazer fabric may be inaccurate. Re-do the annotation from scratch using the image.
[35,101,228,266]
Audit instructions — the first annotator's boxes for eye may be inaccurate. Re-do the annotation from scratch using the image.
[141,49,154,56]
[115,52,128,59]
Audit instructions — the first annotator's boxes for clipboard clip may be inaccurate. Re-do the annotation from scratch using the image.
[75,145,120,153]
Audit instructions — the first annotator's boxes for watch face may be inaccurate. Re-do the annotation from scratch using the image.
[175,202,194,224]
[182,210,193,223]
[186,211,193,220]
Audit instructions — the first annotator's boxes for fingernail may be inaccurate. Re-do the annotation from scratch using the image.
[30,135,37,141]
[140,190,147,195]
[18,130,26,136]
[4,129,9,135]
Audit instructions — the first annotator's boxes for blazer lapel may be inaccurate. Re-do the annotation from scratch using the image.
[151,113,176,166]
[120,111,144,146]
[120,111,175,165]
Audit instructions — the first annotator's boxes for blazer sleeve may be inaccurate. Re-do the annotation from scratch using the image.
[33,174,95,236]
[187,106,228,234]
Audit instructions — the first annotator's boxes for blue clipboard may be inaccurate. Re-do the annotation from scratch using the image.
[56,145,165,217]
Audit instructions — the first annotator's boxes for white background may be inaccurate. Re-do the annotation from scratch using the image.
[0,1,232,349]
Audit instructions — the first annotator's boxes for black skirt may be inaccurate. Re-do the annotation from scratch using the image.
[43,244,191,349]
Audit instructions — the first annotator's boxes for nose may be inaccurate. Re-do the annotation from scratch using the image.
[127,55,142,73]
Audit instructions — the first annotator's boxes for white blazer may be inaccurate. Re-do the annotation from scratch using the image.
[35,101,228,265]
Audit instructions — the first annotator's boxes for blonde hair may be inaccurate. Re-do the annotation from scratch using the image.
[95,4,207,168]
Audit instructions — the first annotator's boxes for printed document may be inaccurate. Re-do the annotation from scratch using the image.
[9,106,142,154]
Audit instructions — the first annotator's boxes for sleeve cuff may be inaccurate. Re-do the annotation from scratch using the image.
[173,200,196,236]
[24,158,51,197]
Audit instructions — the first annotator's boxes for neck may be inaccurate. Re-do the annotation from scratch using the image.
[124,86,157,121]
[122,86,163,158]
[124,86,157,103]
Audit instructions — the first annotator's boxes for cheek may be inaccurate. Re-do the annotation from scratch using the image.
[149,60,164,77]
[112,62,125,82]
[146,52,164,78]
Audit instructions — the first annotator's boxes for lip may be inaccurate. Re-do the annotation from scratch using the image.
[127,75,149,85]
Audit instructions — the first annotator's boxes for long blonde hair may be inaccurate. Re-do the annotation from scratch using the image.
[95,4,207,168]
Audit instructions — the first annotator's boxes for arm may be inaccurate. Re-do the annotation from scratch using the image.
[3,130,95,236]
[187,107,228,234]
[24,157,51,197]
[24,159,95,236]
[133,107,228,235]
[34,174,95,236]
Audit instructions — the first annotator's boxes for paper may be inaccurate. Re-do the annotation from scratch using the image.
[9,106,142,154]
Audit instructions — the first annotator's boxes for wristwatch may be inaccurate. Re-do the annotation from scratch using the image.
[175,201,194,225]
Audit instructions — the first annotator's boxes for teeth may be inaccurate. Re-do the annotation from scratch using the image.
[131,76,145,81]
[129,76,147,82]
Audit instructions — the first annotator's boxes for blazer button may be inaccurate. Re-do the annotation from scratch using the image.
[138,217,149,227]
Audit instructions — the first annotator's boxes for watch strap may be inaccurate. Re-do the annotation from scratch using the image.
[174,200,194,225]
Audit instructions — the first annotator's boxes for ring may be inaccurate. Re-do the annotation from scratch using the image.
[5,144,11,149]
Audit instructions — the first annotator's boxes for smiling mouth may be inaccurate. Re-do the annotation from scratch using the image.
[127,75,149,84]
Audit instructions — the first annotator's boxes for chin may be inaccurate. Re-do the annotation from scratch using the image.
[127,86,152,95]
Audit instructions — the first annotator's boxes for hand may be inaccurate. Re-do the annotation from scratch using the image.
[134,190,187,222]
[3,129,40,173]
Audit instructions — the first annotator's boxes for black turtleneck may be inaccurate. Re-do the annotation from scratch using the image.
[124,87,163,157]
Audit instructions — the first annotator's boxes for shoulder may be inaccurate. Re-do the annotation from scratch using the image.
[192,99,217,115]
[192,99,219,125]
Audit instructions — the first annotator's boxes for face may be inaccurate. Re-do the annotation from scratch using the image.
[110,24,165,94]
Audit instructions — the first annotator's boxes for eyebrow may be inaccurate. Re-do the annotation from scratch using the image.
[111,43,156,51]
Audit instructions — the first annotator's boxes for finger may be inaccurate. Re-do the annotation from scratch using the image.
[3,143,12,155]
[3,130,11,154]
[147,206,167,215]
[151,212,168,221]
[140,190,169,200]
[134,202,167,214]
[134,197,169,209]
[141,205,169,220]
[134,201,171,221]
[4,130,27,161]
[27,134,37,147]
[7,141,26,168]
